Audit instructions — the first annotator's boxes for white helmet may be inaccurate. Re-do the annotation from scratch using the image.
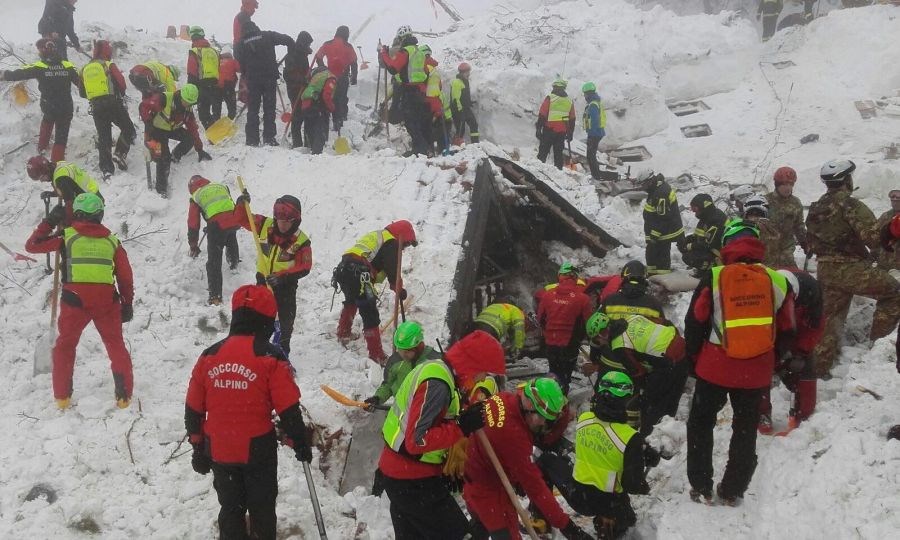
[729,184,755,204]
[396,25,413,39]
[743,195,769,218]
[820,159,856,184]
[636,169,656,183]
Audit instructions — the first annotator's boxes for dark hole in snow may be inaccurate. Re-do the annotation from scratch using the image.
[800,133,820,144]
[772,60,796,69]
[69,516,101,534]
[608,145,652,162]
[24,484,57,504]
[681,124,712,138]
[667,100,711,117]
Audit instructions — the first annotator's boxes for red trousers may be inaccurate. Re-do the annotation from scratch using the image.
[464,484,521,539]
[52,298,133,400]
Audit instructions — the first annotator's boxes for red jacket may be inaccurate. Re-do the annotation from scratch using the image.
[25,220,134,306]
[777,268,824,356]
[233,8,253,46]
[185,334,300,463]
[537,277,593,347]
[234,209,312,279]
[300,74,336,113]
[379,330,505,480]
[685,238,795,389]
[186,38,215,81]
[218,57,240,87]
[187,198,240,246]
[139,92,204,151]
[313,37,357,79]
[538,92,576,135]
[464,391,571,531]
[378,46,437,93]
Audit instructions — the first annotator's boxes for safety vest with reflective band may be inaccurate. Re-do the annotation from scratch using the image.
[604,303,663,321]
[572,412,636,493]
[81,60,113,100]
[191,183,235,220]
[710,264,788,359]
[382,358,460,464]
[255,218,309,276]
[426,67,442,98]
[603,315,676,371]
[301,70,332,101]
[191,46,220,80]
[474,303,526,349]
[582,98,606,130]
[450,78,465,110]
[63,227,119,285]
[404,45,427,84]
[53,162,99,195]
[644,188,684,241]
[544,278,587,291]
[548,94,573,123]
[152,92,188,131]
[32,60,75,70]
[344,229,395,282]
[145,61,177,92]
[441,92,452,120]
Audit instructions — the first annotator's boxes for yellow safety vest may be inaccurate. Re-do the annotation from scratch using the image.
[582,98,606,130]
[404,45,427,84]
[572,412,636,493]
[152,92,186,131]
[256,218,310,276]
[53,162,99,195]
[145,61,177,92]
[191,183,234,220]
[63,227,119,284]
[426,67,442,98]
[191,46,220,80]
[344,229,395,283]
[474,303,526,349]
[81,60,113,100]
[548,94,573,123]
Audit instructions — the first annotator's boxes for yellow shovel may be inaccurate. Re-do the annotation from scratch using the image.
[207,106,245,145]
[334,129,351,155]
[12,82,30,106]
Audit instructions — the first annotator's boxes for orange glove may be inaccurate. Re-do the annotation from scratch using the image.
[145,140,162,160]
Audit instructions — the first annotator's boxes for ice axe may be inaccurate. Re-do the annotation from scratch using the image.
[356,46,369,70]
[0,240,37,263]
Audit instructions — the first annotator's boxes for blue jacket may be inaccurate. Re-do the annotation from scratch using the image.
[583,91,606,139]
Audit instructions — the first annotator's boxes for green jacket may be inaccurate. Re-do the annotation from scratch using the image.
[373,346,441,403]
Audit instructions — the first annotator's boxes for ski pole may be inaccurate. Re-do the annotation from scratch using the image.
[303,462,328,539]
[41,195,52,273]
[474,430,540,540]
[392,233,403,331]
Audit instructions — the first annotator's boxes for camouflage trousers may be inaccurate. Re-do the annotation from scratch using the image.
[765,248,800,269]
[813,261,900,376]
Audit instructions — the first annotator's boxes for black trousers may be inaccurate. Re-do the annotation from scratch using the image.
[246,77,277,145]
[272,277,299,355]
[646,233,684,274]
[537,131,565,169]
[546,341,581,394]
[586,135,602,179]
[640,363,688,436]
[303,107,330,155]
[206,222,239,299]
[334,74,350,125]
[148,127,193,195]
[213,83,238,120]
[687,378,762,498]
[762,14,779,41]
[211,441,278,540]
[196,79,220,128]
[91,96,135,175]
[382,474,469,540]
[453,107,479,142]
[401,86,431,156]
[336,260,380,329]
[286,82,305,148]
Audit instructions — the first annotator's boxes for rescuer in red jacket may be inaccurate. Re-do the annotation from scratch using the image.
[464,378,592,540]
[312,25,358,130]
[185,283,312,540]
[186,176,240,305]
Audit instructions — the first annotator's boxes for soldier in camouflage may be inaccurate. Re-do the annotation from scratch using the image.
[765,167,808,268]
[873,190,900,272]
[805,160,900,379]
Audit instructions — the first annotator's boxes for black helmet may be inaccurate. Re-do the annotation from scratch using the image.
[689,193,713,212]
[335,25,350,40]
[620,260,649,295]
[620,260,647,281]
[296,31,313,48]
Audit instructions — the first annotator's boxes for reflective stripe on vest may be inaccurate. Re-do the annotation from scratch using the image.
[709,264,788,348]
[572,412,636,493]
[256,218,310,276]
[191,47,220,80]
[302,70,331,101]
[604,304,662,321]
[582,99,605,130]
[82,60,112,100]
[382,358,460,464]
[64,228,118,284]
[610,315,675,358]
[451,78,465,110]
[474,303,525,347]
[426,68,442,98]
[345,230,394,263]
[145,61,177,92]
[404,45,427,84]
[32,60,75,70]
[53,162,99,195]
[191,183,234,220]
[152,92,185,131]
[548,94,573,123]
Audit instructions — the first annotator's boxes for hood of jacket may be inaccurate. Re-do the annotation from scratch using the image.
[445,330,506,384]
[721,237,766,264]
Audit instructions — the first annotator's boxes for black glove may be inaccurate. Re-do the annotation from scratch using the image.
[398,288,407,301]
[363,396,381,411]
[880,222,895,252]
[643,443,661,468]
[121,304,133,323]
[535,127,543,140]
[197,149,212,162]
[294,438,313,463]
[456,401,486,436]
[266,273,282,288]
[189,245,201,258]
[566,132,573,142]
[40,190,56,201]
[560,520,593,540]
[191,444,211,475]
[235,190,250,207]
[46,204,66,228]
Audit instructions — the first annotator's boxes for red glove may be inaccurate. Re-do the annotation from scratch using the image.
[145,140,162,160]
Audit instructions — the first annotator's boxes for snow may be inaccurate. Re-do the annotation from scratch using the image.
[2,1,900,539]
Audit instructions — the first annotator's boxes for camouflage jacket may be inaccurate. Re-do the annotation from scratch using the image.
[874,210,900,270]
[805,189,878,261]
[754,218,786,266]
[766,191,807,253]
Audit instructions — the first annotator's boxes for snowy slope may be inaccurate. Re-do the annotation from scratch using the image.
[1,1,900,539]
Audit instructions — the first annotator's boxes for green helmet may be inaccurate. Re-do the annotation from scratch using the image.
[72,192,104,216]
[393,320,424,350]
[581,81,596,93]
[523,377,566,421]
[558,262,576,276]
[167,64,180,80]
[552,78,568,89]
[419,44,432,55]
[722,218,759,245]
[189,26,205,38]
[180,83,200,105]
[597,371,634,398]
[586,311,610,338]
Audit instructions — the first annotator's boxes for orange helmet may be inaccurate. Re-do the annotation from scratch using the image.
[773,166,797,186]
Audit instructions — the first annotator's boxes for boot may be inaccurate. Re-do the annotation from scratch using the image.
[363,327,386,364]
[50,143,66,162]
[156,160,170,197]
[794,378,817,421]
[336,304,357,344]
[758,413,773,435]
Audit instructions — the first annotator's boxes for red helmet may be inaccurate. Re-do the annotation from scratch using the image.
[273,195,302,221]
[231,284,277,318]
[93,40,112,61]
[188,175,210,194]
[386,220,417,246]
[773,166,797,186]
[458,62,471,73]
[26,155,52,181]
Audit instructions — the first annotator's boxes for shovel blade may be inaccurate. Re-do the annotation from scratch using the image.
[33,330,55,376]
[13,82,30,106]
[281,111,293,123]
[207,117,237,145]
[334,136,351,155]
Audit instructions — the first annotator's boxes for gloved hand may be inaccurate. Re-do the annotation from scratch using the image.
[443,474,464,493]
[197,149,212,162]
[294,438,313,463]
[363,396,381,411]
[145,140,162,160]
[535,127,543,140]
[456,400,486,436]
[266,273,282,288]
[189,244,201,258]
[350,76,358,86]
[880,223,895,252]
[442,437,469,480]
[643,443,661,468]
[191,444,211,475]
[398,287,407,301]
[40,190,56,201]
[46,204,66,228]
[560,520,593,540]
[121,304,133,323]
[235,190,251,207]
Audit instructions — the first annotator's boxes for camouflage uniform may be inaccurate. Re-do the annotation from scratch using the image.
[766,191,807,268]
[750,217,787,268]
[874,210,900,271]
[806,189,900,376]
